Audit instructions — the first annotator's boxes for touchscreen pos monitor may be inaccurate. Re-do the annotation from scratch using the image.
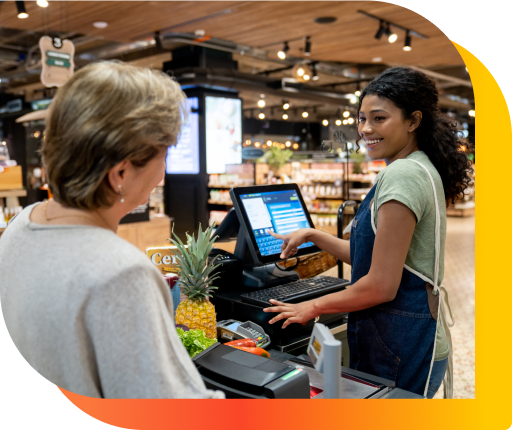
[229,184,321,267]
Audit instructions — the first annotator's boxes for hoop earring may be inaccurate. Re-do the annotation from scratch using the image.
[118,185,125,203]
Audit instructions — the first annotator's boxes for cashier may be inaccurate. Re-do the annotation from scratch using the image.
[266,67,473,398]
[0,62,223,399]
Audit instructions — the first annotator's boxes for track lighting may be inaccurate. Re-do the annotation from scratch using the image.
[302,111,309,118]
[360,10,428,51]
[304,36,311,56]
[257,99,265,108]
[355,90,361,96]
[258,113,265,119]
[384,24,397,43]
[285,141,292,147]
[312,63,319,81]
[293,143,299,150]
[403,30,412,51]
[282,114,288,120]
[374,20,385,40]
[283,101,290,110]
[322,120,329,126]
[335,119,342,126]
[278,42,289,60]
[348,118,354,124]
[16,1,28,19]
[292,63,312,82]
[37,0,49,7]
[343,119,348,125]
[343,110,350,118]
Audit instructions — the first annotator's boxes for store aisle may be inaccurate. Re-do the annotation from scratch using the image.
[433,216,475,399]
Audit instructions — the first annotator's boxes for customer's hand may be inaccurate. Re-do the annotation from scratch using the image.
[268,228,312,259]
[263,299,319,328]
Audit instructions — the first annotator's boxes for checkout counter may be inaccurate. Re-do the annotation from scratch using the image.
[200,184,424,399]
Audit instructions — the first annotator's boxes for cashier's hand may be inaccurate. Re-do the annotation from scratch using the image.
[263,299,319,329]
[267,228,312,259]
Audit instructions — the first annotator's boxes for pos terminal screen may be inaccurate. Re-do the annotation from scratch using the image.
[239,190,315,257]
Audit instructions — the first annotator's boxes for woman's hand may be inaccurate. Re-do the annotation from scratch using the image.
[268,228,312,259]
[263,299,319,328]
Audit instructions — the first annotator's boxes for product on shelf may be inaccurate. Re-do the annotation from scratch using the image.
[209,210,229,226]
[209,189,233,204]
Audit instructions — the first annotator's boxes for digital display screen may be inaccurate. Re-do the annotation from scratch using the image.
[205,96,242,174]
[239,190,315,257]
[166,97,199,174]
[225,322,240,332]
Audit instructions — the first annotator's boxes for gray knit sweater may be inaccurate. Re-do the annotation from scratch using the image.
[0,204,223,399]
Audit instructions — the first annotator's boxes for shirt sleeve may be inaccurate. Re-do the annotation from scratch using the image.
[84,263,224,399]
[375,159,432,224]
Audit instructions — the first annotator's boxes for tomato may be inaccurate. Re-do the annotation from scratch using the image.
[224,339,257,348]
[229,345,271,359]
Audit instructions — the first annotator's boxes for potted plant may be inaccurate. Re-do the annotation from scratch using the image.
[261,146,293,179]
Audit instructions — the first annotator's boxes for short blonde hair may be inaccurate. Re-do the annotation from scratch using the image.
[42,61,186,209]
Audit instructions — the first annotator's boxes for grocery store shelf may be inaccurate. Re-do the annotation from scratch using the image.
[0,189,27,198]
[208,200,233,206]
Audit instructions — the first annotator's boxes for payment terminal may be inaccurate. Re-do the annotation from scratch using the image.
[217,319,271,348]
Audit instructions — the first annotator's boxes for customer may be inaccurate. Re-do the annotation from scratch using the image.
[0,62,223,399]
[266,67,473,398]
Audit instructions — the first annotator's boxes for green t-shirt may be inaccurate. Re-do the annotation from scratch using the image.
[373,151,449,361]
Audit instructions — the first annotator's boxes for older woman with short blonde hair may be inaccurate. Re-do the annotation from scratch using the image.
[0,61,223,399]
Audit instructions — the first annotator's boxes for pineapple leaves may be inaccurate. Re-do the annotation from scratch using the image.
[169,223,222,300]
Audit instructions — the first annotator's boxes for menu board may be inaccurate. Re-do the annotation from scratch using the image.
[166,97,199,174]
[205,96,242,174]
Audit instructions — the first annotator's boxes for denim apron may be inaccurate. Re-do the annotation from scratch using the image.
[347,159,454,397]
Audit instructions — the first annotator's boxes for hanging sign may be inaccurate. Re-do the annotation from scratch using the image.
[39,36,75,88]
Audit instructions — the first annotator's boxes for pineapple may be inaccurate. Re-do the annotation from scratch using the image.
[169,224,222,339]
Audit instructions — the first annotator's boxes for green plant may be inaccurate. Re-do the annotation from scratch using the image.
[261,146,293,172]
[350,151,366,174]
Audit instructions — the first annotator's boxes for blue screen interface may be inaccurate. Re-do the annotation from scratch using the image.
[240,190,315,257]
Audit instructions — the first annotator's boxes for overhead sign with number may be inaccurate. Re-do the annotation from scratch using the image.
[39,36,75,87]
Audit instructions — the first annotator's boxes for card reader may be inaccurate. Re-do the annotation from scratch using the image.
[217,319,270,348]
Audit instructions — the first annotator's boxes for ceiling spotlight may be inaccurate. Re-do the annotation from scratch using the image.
[403,30,412,51]
[468,110,475,117]
[293,143,299,149]
[355,90,361,96]
[283,101,290,110]
[343,110,350,118]
[292,63,312,82]
[311,64,319,81]
[335,119,342,126]
[304,36,311,56]
[267,141,272,146]
[281,144,286,149]
[258,113,265,119]
[302,111,309,118]
[343,119,348,125]
[384,24,398,43]
[16,1,28,18]
[348,118,354,124]
[374,20,385,40]
[322,119,329,126]
[282,114,289,120]
[278,41,289,60]
[93,21,108,29]
[285,141,292,147]
[36,0,49,7]
[255,142,261,147]
[257,99,266,108]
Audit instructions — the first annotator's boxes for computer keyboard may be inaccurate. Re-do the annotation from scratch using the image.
[240,276,350,307]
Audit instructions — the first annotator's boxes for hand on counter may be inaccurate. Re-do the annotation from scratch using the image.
[263,299,319,329]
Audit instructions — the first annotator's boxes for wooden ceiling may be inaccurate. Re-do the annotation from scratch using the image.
[0,1,463,68]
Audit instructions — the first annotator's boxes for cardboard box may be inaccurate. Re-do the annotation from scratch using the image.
[0,165,23,190]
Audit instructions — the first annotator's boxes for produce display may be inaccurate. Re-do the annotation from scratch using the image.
[176,327,217,358]
[170,224,222,339]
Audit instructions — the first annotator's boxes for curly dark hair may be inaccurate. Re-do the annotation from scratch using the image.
[357,67,474,203]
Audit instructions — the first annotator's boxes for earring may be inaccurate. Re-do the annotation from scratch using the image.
[118,185,125,203]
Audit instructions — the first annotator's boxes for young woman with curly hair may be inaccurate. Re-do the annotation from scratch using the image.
[266,67,473,398]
